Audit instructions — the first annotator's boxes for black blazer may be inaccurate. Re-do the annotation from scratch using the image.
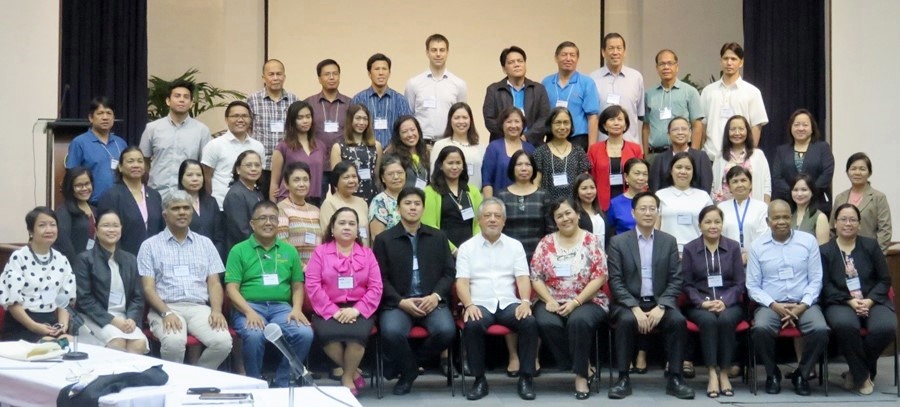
[819,236,893,310]
[607,229,682,309]
[649,147,713,193]
[681,235,745,307]
[483,77,551,145]
[771,141,834,214]
[372,223,455,310]
[73,245,145,327]
[54,199,96,262]
[97,183,164,256]
[190,193,224,259]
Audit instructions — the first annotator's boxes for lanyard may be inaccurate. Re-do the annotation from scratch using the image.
[255,246,280,275]
[556,81,573,104]
[447,186,470,209]
[321,101,338,123]
[550,148,569,175]
[733,199,750,247]
[704,246,722,299]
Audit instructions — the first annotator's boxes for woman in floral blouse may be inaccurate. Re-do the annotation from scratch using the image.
[368,154,406,241]
[531,198,608,400]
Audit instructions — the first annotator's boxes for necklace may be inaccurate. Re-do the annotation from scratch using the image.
[28,245,54,266]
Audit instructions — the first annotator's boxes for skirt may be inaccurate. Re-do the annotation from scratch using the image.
[1,310,58,343]
[311,313,374,346]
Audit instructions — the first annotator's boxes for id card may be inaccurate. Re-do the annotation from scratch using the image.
[108,291,125,305]
[359,227,369,239]
[304,232,317,245]
[720,106,734,119]
[659,107,672,120]
[707,275,723,288]
[174,265,191,277]
[606,94,621,105]
[555,100,569,108]
[110,159,119,170]
[338,276,354,289]
[778,267,794,280]
[553,173,568,186]
[460,207,475,220]
[467,164,474,176]
[609,173,623,185]
[324,121,339,133]
[415,178,427,190]
[554,263,572,277]
[262,274,279,286]
[677,213,692,225]
[846,277,861,291]
[85,239,95,251]
[358,168,372,180]
[269,121,284,133]
[423,98,437,108]
[374,118,388,130]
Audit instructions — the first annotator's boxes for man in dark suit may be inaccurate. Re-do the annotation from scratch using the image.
[607,191,694,399]
[373,187,456,395]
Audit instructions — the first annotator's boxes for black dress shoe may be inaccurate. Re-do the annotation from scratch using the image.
[575,390,591,400]
[792,372,811,396]
[466,376,489,401]
[517,376,536,400]
[608,376,632,399]
[765,373,782,394]
[666,375,695,399]
[392,377,416,395]
[440,357,459,378]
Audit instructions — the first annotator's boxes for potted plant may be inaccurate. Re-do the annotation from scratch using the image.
[147,68,247,120]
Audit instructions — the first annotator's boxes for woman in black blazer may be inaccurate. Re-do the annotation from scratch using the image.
[820,203,895,395]
[178,159,224,259]
[771,109,834,215]
[55,167,97,262]
[73,210,148,353]
[98,146,164,256]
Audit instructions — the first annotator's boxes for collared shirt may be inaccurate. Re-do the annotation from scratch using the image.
[717,198,769,250]
[65,130,128,204]
[200,131,265,209]
[404,69,467,139]
[699,77,768,161]
[541,71,600,136]
[224,234,303,303]
[351,86,413,147]
[139,116,211,198]
[644,80,703,147]
[746,230,823,307]
[137,228,224,304]
[509,81,526,111]
[637,229,655,296]
[657,186,714,252]
[304,91,352,159]
[590,65,645,143]
[247,88,299,169]
[456,233,529,312]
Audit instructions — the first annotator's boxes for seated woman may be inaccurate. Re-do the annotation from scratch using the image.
[276,161,322,266]
[657,152,713,254]
[179,159,224,258]
[368,154,407,240]
[384,115,430,189]
[423,145,483,251]
[821,203,896,395]
[531,199,608,400]
[223,150,264,252]
[570,174,606,247]
[73,210,148,353]
[320,160,370,246]
[0,207,76,342]
[607,158,649,236]
[305,208,383,395]
[717,166,769,264]
[789,173,830,244]
[54,167,97,262]
[682,205,745,398]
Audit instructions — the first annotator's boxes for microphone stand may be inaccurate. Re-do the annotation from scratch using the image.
[62,313,88,360]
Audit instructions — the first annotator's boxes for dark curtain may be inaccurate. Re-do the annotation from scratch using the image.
[742,0,826,159]
[60,0,148,146]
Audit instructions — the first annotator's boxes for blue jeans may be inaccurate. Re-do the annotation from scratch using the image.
[233,301,314,387]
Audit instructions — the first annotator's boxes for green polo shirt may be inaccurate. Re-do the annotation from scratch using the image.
[644,79,703,147]
[225,234,303,303]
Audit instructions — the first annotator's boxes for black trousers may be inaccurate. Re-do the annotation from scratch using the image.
[751,305,828,377]
[611,301,687,374]
[825,304,896,388]
[534,300,607,377]
[463,304,538,377]
[380,306,456,378]
[684,305,743,369]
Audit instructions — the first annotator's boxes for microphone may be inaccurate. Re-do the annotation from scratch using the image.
[264,323,313,385]
[55,294,89,360]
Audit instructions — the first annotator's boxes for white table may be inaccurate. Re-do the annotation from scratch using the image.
[0,343,267,407]
[165,387,362,407]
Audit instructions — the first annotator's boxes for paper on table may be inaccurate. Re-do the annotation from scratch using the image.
[0,340,65,361]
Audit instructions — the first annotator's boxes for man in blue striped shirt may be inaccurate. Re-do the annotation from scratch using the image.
[352,53,413,146]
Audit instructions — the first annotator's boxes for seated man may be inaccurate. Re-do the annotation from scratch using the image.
[373,187,456,395]
[607,191,694,399]
[747,199,827,396]
[138,191,232,369]
[456,197,539,401]
[225,200,314,387]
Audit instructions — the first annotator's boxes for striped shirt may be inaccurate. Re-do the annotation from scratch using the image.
[246,88,299,169]
[137,228,224,304]
[276,198,322,266]
[351,87,413,147]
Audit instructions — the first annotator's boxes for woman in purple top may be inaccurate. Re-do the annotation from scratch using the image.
[481,107,535,198]
[270,101,327,206]
[305,207,383,395]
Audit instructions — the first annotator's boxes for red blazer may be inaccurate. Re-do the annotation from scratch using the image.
[587,140,644,211]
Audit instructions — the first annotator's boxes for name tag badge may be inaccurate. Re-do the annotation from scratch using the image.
[555,100,569,108]
[553,173,568,186]
[412,257,419,270]
[606,94,621,105]
[707,274,724,288]
[554,263,572,277]
[374,118,388,130]
[324,121,339,133]
[778,267,794,280]
[677,213,692,225]
[338,276,354,289]
[846,277,862,291]
[108,291,125,305]
[467,163,474,176]
[720,106,734,119]
[358,168,372,180]
[423,98,437,108]
[304,232,317,245]
[262,273,279,286]
[460,207,475,220]
[269,121,284,133]
[109,159,119,170]
[359,227,369,239]
[659,107,673,120]
[85,239,95,251]
[173,265,191,277]
[415,178,427,189]
[609,173,624,185]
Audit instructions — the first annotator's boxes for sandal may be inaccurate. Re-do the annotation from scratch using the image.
[721,387,734,397]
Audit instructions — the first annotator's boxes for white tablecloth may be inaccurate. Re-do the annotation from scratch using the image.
[0,343,267,407]
[165,387,362,407]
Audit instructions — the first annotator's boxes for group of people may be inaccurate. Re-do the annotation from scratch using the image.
[1,32,895,402]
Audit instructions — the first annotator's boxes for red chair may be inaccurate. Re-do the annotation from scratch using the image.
[406,326,456,395]
[748,310,829,395]
[0,306,6,337]
[142,305,205,363]
[455,319,511,393]
[678,293,752,384]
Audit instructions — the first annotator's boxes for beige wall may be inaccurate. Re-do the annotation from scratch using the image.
[0,0,60,242]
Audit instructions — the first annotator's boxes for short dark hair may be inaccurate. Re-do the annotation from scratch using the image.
[398,186,425,204]
[316,59,340,76]
[598,105,630,134]
[499,46,527,67]
[251,200,278,217]
[721,115,757,160]
[631,191,660,209]
[549,197,577,220]
[545,107,573,139]
[95,208,121,227]
[720,42,744,59]
[366,53,391,71]
[506,149,537,183]
[655,49,678,64]
[230,150,261,185]
[26,206,57,235]
[323,207,362,245]
[224,100,251,118]
[168,79,195,99]
[555,41,579,57]
[88,96,115,115]
[498,106,527,132]
[602,33,626,49]
[115,146,144,182]
[725,165,753,184]
[377,154,405,190]
[698,205,724,224]
[845,152,872,173]
[667,116,691,133]
[331,160,358,189]
[787,109,821,143]
[667,151,698,186]
[283,161,311,184]
[624,157,650,176]
[426,34,449,49]
[833,202,861,222]
[177,159,208,197]
[61,167,93,203]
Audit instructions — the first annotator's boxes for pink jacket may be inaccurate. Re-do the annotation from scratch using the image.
[305,241,383,319]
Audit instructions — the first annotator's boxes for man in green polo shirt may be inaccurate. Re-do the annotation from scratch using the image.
[225,200,314,387]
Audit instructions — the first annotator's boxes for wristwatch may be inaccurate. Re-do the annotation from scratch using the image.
[657,304,666,310]
[160,311,175,318]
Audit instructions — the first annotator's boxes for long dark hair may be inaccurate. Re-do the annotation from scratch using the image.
[61,167,93,204]
[343,104,376,147]
[284,100,316,150]
[571,173,601,213]
[177,159,209,197]
[323,207,363,245]
[721,115,756,160]
[441,102,480,145]
[430,145,469,195]
[388,115,430,172]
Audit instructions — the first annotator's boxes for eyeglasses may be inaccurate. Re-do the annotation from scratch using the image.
[73,182,92,190]
[552,120,571,126]
[227,114,251,120]
[383,171,404,179]
[657,61,677,67]
[836,217,859,224]
[253,215,279,224]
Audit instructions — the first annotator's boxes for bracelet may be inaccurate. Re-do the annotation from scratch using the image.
[572,298,582,306]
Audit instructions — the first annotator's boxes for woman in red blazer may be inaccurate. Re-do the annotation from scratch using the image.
[588,105,644,211]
